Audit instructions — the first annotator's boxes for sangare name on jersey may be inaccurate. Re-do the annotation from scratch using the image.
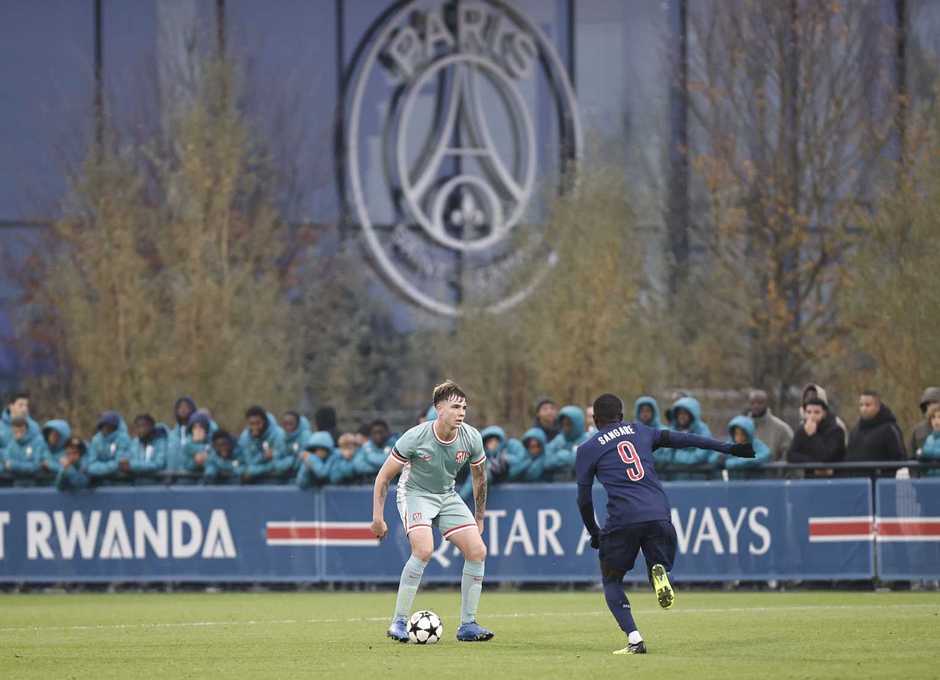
[391,421,485,495]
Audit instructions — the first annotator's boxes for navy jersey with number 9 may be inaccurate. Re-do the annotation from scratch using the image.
[575,421,672,530]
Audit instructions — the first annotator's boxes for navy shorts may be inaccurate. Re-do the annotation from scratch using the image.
[598,520,678,581]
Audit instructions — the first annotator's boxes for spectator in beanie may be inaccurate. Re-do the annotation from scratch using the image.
[532,397,559,442]
[86,411,132,485]
[911,387,940,457]
[799,383,847,444]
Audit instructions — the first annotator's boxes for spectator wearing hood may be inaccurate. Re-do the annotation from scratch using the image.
[128,414,168,484]
[281,411,313,475]
[745,390,793,462]
[634,396,667,466]
[847,391,906,463]
[167,396,197,472]
[296,430,338,488]
[659,396,713,478]
[799,383,847,445]
[240,406,288,482]
[911,387,940,457]
[507,428,549,482]
[711,415,771,479]
[458,425,517,502]
[353,419,399,477]
[544,405,591,479]
[204,430,243,484]
[39,419,71,480]
[533,397,559,442]
[634,396,664,430]
[917,404,940,476]
[2,416,47,485]
[182,411,215,477]
[86,411,132,485]
[0,391,40,450]
[788,397,846,471]
[55,437,89,491]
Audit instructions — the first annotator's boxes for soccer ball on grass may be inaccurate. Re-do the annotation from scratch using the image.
[408,610,443,644]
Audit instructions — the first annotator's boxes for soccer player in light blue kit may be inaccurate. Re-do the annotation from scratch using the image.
[371,380,494,642]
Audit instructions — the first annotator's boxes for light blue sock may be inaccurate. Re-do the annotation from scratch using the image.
[460,560,485,624]
[393,555,428,621]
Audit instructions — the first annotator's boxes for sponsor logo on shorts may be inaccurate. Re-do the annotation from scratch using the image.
[412,512,423,522]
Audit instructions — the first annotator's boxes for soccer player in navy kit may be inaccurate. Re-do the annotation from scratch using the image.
[576,393,756,655]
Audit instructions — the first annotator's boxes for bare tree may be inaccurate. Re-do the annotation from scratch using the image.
[840,97,940,434]
[20,59,299,433]
[436,166,662,431]
[681,0,894,405]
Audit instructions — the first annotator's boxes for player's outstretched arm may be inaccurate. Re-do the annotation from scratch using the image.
[370,454,405,539]
[656,430,756,458]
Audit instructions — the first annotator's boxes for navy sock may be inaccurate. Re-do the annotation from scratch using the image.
[603,580,638,634]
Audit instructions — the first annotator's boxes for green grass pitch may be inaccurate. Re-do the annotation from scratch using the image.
[1,589,938,679]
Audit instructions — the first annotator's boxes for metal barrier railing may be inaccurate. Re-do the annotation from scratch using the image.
[0,460,938,487]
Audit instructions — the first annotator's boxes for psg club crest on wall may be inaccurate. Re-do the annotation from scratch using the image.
[344,0,581,316]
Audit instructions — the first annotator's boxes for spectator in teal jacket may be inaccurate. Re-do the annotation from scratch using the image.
[635,396,664,430]
[86,411,132,485]
[166,396,197,472]
[3,417,47,485]
[658,396,713,479]
[0,391,40,450]
[278,411,311,478]
[128,414,168,484]
[459,425,517,501]
[330,433,359,484]
[544,405,591,479]
[296,430,339,488]
[918,404,940,476]
[281,411,313,472]
[39,419,72,480]
[507,428,549,482]
[55,437,89,491]
[181,412,213,476]
[711,415,771,479]
[352,419,398,477]
[635,396,669,466]
[240,406,288,482]
[205,430,243,484]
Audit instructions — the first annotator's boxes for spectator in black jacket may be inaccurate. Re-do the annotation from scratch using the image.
[847,391,906,462]
[788,398,846,473]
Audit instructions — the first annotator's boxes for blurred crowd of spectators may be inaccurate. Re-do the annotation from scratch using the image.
[1,384,939,495]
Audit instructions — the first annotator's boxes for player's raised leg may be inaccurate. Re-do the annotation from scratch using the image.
[447,523,493,641]
[642,520,678,610]
[387,525,434,642]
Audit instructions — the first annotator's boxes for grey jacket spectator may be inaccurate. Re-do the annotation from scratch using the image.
[911,386,940,456]
[847,391,906,462]
[745,390,794,462]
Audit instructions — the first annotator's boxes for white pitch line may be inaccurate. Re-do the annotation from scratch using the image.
[0,603,936,634]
